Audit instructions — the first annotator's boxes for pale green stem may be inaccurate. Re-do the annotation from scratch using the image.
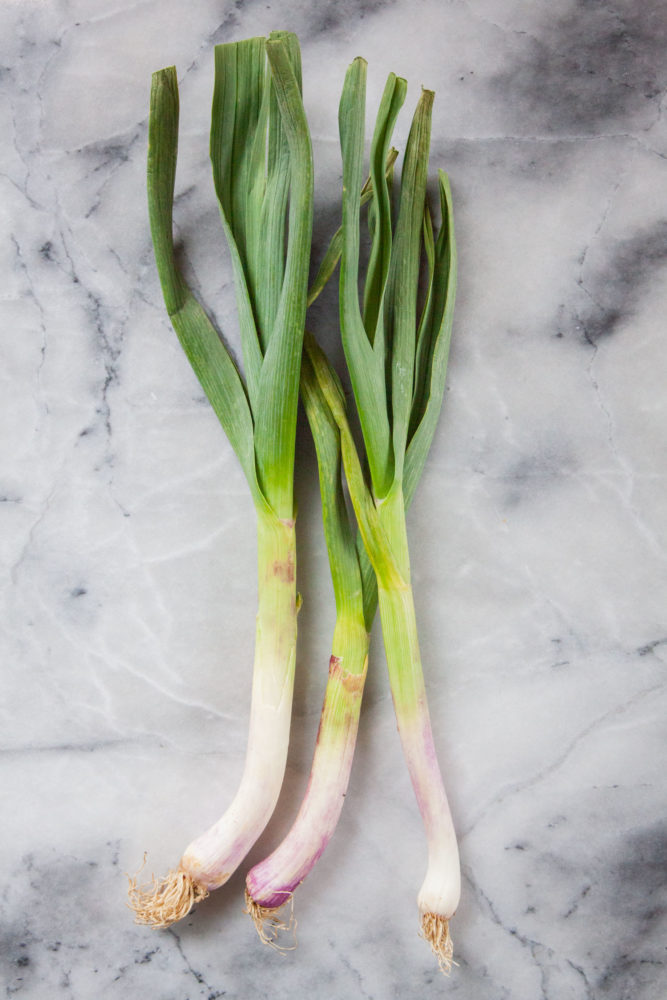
[376,489,460,918]
[180,508,297,889]
[245,613,368,908]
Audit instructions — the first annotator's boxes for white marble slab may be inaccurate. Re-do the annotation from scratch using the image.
[2,0,666,996]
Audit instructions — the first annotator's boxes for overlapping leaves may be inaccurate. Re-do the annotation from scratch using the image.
[147,32,313,519]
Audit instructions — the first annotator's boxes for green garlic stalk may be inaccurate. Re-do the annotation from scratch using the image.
[244,348,371,940]
[244,140,451,942]
[129,31,313,928]
[243,154,400,934]
[307,57,460,972]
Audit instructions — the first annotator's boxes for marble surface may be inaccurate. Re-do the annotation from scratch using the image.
[2,0,666,996]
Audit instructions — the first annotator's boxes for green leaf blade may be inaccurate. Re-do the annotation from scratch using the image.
[253,31,302,353]
[306,148,399,311]
[404,170,457,507]
[253,37,314,518]
[304,334,403,590]
[147,67,261,505]
[408,200,436,441]
[210,40,265,407]
[338,58,393,499]
[385,88,434,482]
[301,352,364,621]
[362,74,407,342]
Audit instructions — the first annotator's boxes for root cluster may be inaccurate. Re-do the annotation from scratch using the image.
[244,888,297,952]
[128,864,209,929]
[420,912,455,975]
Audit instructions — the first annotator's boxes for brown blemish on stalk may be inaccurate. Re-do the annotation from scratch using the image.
[328,654,342,678]
[342,661,367,695]
[328,654,368,695]
[272,550,295,582]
